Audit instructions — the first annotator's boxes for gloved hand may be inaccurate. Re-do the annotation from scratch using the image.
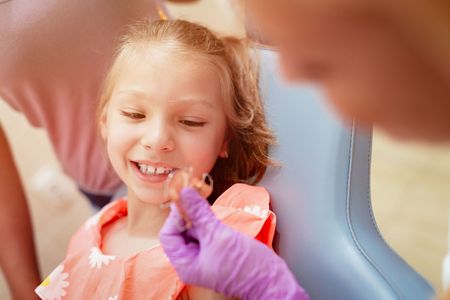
[159,187,309,300]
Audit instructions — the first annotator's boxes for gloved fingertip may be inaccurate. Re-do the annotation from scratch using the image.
[177,187,219,236]
[179,187,201,200]
[179,187,210,213]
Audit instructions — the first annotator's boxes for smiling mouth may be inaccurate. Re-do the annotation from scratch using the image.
[133,162,175,176]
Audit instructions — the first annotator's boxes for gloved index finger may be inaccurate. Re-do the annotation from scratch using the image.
[178,187,218,235]
[173,199,192,229]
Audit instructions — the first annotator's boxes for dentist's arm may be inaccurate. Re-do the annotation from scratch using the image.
[159,188,309,300]
[0,125,40,299]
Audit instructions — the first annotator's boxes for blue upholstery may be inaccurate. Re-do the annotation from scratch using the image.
[258,50,434,299]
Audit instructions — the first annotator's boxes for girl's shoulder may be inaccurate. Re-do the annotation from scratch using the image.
[213,183,270,210]
[68,199,128,253]
[212,184,275,247]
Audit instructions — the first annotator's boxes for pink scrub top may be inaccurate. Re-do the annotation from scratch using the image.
[35,184,276,300]
[0,0,167,194]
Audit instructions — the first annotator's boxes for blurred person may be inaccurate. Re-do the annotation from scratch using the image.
[242,0,450,142]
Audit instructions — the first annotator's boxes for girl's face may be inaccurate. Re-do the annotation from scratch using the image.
[101,47,228,204]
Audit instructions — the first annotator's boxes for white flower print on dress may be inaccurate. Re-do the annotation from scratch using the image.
[88,247,116,269]
[108,296,118,300]
[35,264,69,300]
[241,205,269,218]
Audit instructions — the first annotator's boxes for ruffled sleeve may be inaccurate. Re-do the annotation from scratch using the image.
[211,183,276,247]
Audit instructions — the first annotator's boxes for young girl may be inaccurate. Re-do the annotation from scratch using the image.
[35,19,276,300]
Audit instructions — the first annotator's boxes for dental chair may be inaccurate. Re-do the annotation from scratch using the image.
[258,49,434,299]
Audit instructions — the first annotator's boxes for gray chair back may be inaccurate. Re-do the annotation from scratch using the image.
[258,49,434,300]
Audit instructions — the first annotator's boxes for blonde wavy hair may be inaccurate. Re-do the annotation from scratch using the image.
[98,19,275,201]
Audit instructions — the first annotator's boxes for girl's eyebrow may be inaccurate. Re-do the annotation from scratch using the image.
[114,89,215,109]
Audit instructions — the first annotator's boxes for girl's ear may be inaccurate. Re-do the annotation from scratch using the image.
[219,139,229,159]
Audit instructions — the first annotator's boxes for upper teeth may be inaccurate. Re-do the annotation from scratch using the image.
[138,164,173,175]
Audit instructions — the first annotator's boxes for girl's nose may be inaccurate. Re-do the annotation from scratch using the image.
[139,119,175,152]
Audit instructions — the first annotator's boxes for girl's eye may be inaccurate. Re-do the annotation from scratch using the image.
[121,111,145,119]
[179,120,206,127]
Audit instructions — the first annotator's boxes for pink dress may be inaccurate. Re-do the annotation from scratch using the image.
[35,184,276,300]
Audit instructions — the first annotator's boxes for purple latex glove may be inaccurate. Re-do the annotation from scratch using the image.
[159,187,309,300]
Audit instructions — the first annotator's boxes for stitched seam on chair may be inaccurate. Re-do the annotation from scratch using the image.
[345,123,403,299]
[364,131,412,299]
[364,133,401,264]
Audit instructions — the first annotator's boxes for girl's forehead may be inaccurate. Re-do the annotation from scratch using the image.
[113,46,228,93]
[109,50,229,107]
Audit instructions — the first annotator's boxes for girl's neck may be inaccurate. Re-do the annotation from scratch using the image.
[125,193,170,239]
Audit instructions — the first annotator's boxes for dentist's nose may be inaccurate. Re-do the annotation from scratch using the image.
[140,118,174,152]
